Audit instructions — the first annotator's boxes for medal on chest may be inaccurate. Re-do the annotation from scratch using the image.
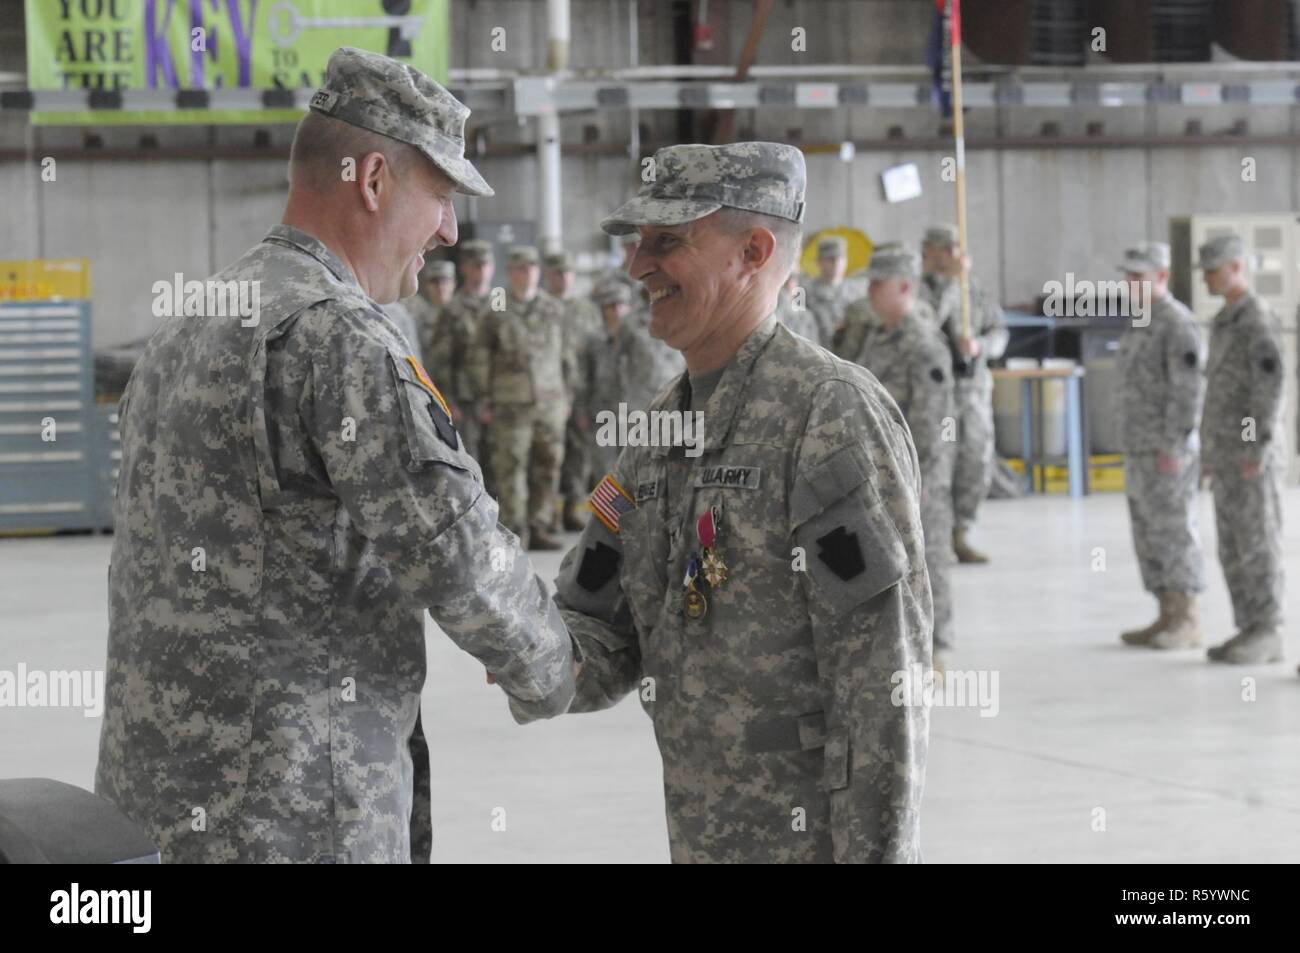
[682,505,727,620]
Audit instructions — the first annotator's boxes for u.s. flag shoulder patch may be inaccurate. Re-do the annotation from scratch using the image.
[589,474,635,534]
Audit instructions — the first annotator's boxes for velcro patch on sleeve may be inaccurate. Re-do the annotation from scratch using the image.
[590,474,635,534]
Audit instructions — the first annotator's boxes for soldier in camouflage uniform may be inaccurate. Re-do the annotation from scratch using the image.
[545,250,603,531]
[1113,242,1207,650]
[920,224,1009,565]
[852,242,958,665]
[578,281,669,480]
[473,245,573,550]
[554,143,930,863]
[95,47,576,864]
[1196,235,1287,666]
[406,258,455,370]
[429,239,493,463]
[805,235,859,347]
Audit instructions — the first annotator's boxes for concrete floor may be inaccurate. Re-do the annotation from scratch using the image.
[2,488,1298,863]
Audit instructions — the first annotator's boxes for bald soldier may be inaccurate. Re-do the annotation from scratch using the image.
[546,250,603,531]
[852,243,957,666]
[920,225,1009,564]
[95,48,576,864]
[429,239,493,462]
[554,143,931,863]
[1115,241,1207,650]
[1196,235,1287,666]
[472,245,574,550]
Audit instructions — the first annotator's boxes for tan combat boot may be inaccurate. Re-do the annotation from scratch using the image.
[1121,592,1168,646]
[1149,592,1202,649]
[953,530,989,564]
[528,526,562,551]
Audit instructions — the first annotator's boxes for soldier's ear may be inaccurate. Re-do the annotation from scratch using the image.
[743,227,777,270]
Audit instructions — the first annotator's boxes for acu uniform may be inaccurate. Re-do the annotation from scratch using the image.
[96,46,575,864]
[853,243,958,654]
[1114,242,1206,649]
[429,239,495,462]
[1197,235,1286,664]
[554,142,930,863]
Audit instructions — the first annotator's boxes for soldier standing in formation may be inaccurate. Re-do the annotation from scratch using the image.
[406,258,456,371]
[430,238,494,463]
[805,235,859,347]
[1114,241,1207,651]
[919,224,1008,565]
[1196,235,1287,666]
[545,250,603,531]
[473,245,574,550]
[852,242,958,667]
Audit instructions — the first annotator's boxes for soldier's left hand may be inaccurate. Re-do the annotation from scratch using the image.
[1156,451,1180,475]
[958,336,981,358]
[1240,459,1263,480]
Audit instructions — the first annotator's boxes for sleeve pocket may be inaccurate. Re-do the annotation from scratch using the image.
[793,444,909,617]
[388,351,478,477]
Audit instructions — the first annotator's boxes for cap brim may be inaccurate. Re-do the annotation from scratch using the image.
[424,150,494,198]
[600,195,722,236]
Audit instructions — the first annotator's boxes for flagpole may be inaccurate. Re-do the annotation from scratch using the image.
[948,0,972,341]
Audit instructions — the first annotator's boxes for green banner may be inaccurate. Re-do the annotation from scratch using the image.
[24,0,450,125]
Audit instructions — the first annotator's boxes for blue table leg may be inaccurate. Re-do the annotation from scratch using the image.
[1066,375,1085,498]
[1021,379,1034,493]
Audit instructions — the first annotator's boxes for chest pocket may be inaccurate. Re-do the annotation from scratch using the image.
[388,351,480,481]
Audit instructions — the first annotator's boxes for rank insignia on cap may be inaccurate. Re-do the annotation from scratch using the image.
[405,356,458,448]
[589,474,635,534]
[309,89,338,113]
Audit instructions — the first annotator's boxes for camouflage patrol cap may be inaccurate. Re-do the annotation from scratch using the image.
[309,46,493,198]
[543,251,575,272]
[423,259,455,280]
[1117,241,1171,273]
[1197,234,1245,270]
[459,239,493,263]
[601,142,806,236]
[866,241,920,280]
[922,224,959,248]
[817,236,848,258]
[508,245,540,266]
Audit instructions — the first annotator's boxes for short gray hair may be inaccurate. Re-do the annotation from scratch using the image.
[289,110,425,191]
[713,207,803,278]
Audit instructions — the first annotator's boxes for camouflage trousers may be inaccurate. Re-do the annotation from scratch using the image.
[923,467,956,650]
[1124,450,1204,595]
[490,404,566,541]
[952,376,994,534]
[1210,457,1284,633]
[559,412,591,503]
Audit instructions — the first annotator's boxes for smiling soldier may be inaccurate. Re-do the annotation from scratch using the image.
[553,142,932,863]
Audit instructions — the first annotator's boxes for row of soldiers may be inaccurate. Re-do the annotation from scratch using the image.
[770,228,1286,669]
[387,238,683,549]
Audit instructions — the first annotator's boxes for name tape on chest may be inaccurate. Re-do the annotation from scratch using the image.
[694,466,762,490]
